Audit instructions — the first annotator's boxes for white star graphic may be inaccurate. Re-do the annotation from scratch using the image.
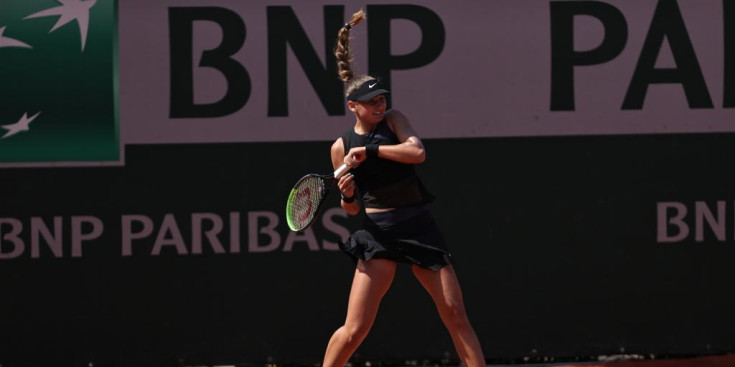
[24,0,97,52]
[2,112,41,140]
[0,26,32,49]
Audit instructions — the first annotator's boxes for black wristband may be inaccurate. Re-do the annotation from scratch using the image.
[365,144,379,159]
[341,192,356,203]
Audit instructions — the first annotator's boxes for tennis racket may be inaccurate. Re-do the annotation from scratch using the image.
[286,163,351,232]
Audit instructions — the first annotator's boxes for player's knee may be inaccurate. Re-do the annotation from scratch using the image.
[344,322,372,345]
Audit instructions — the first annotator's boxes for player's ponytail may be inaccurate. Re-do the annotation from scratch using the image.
[335,9,365,83]
[335,9,374,96]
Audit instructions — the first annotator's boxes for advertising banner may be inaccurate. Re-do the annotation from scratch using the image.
[118,0,735,144]
[0,0,119,166]
[1,1,734,366]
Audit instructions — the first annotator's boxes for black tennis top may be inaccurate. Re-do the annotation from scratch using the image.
[341,118,434,209]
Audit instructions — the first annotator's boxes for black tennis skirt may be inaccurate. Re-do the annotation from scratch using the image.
[339,205,453,271]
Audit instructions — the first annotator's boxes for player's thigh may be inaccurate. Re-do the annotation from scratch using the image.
[344,259,397,325]
[412,265,467,315]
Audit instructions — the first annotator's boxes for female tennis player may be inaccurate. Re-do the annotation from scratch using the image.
[321,9,486,367]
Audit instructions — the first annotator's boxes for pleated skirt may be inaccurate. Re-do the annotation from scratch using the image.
[339,206,453,271]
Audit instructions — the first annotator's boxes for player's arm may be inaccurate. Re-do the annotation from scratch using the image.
[331,138,360,215]
[378,109,426,164]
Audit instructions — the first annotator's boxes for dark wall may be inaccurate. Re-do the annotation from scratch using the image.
[1,134,734,366]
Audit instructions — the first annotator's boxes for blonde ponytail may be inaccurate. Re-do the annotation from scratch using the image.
[335,9,366,83]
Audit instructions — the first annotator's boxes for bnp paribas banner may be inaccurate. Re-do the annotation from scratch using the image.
[3,0,735,167]
[118,0,735,144]
[0,0,119,167]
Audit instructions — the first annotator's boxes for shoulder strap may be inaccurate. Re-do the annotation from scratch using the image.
[376,118,393,136]
[370,118,399,144]
[341,129,354,156]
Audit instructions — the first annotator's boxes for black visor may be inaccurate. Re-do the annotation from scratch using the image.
[346,79,390,101]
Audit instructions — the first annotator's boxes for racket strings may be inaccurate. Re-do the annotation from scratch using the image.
[288,177,326,230]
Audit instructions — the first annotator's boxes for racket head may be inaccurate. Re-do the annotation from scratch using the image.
[286,174,332,232]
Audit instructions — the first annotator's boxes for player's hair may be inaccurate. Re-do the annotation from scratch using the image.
[335,9,373,97]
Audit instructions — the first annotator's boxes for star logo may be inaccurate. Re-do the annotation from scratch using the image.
[24,0,98,52]
[0,26,32,49]
[2,112,41,140]
[0,0,119,166]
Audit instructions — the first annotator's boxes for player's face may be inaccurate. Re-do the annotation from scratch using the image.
[351,94,387,124]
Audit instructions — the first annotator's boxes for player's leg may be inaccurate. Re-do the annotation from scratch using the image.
[412,264,486,367]
[322,259,397,367]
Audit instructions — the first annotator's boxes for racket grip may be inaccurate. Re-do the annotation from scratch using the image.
[334,163,350,179]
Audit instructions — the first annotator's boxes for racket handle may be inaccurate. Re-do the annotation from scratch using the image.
[334,163,350,179]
